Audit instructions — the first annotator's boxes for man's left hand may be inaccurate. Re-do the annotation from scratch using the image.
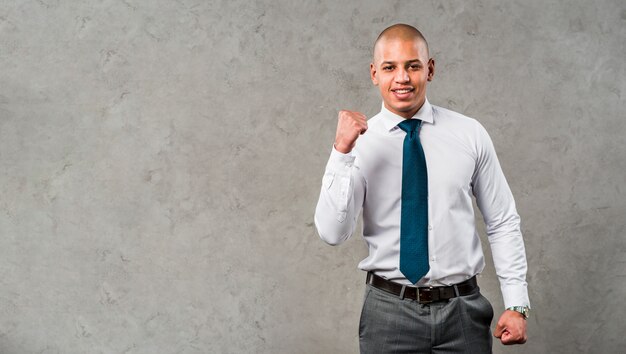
[494,310,527,345]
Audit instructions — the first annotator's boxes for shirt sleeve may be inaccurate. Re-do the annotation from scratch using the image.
[471,122,530,309]
[314,146,366,246]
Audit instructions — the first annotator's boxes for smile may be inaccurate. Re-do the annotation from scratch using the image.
[392,88,414,94]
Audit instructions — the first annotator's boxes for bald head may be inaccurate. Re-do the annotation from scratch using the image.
[369,23,435,119]
[373,24,429,63]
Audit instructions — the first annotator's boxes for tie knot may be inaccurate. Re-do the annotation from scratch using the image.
[398,119,422,133]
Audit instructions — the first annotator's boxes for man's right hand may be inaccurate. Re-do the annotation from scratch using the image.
[334,110,368,153]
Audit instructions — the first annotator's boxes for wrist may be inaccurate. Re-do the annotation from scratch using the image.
[506,306,530,320]
[333,142,353,154]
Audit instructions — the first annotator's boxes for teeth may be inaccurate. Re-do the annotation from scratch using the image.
[395,89,412,93]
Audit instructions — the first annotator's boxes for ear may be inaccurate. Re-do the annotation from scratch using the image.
[427,58,435,82]
[370,62,379,86]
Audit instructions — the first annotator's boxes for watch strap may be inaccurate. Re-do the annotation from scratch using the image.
[506,306,530,319]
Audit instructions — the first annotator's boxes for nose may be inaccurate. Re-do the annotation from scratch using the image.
[394,67,409,83]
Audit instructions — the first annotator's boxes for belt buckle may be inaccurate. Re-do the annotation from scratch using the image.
[418,286,435,304]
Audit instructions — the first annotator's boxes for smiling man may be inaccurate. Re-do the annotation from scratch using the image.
[314,24,530,353]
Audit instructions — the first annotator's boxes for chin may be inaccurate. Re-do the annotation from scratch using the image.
[393,103,418,113]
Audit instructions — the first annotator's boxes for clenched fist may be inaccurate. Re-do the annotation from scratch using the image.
[494,310,528,345]
[334,110,368,153]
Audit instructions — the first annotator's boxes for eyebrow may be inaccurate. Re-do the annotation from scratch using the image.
[380,59,423,65]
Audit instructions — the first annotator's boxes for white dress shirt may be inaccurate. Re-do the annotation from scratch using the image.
[314,98,529,308]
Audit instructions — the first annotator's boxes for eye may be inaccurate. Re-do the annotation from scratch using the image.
[383,65,394,71]
[409,64,421,70]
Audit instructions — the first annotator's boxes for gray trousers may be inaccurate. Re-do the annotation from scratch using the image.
[359,283,494,354]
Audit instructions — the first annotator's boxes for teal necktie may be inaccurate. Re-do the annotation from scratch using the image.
[397,119,429,284]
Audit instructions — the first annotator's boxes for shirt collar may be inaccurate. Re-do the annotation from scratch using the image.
[380,98,434,132]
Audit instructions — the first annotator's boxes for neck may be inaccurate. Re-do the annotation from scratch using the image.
[385,99,426,119]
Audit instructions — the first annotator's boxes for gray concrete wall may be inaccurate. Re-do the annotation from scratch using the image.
[1,0,624,353]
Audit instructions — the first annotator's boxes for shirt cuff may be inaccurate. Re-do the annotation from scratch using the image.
[330,145,356,163]
[500,283,531,309]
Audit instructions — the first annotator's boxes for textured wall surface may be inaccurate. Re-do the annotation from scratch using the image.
[1,0,625,353]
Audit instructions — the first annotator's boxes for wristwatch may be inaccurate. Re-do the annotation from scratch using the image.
[506,306,530,319]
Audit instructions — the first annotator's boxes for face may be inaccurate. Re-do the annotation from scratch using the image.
[370,37,434,119]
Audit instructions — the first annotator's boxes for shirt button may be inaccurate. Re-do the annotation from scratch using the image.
[428,225,433,231]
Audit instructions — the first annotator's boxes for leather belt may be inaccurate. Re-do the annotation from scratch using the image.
[366,272,478,304]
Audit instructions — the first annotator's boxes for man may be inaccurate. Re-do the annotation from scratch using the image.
[314,24,530,353]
